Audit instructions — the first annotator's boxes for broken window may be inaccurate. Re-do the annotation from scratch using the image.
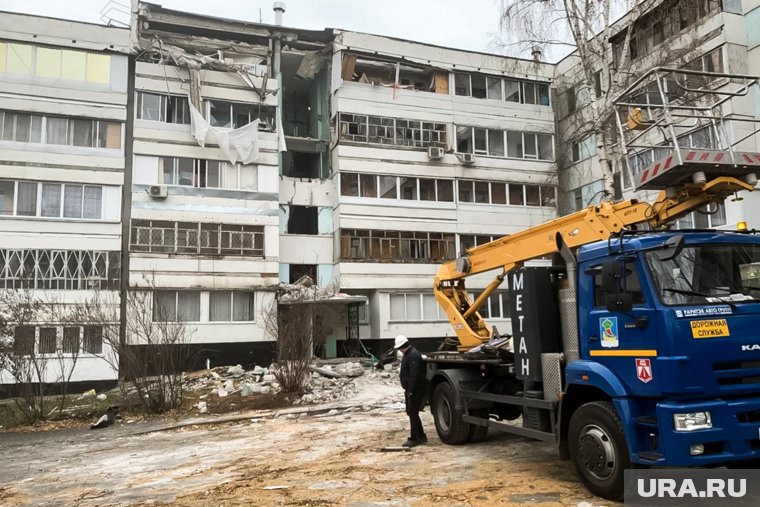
[137,92,191,125]
[338,113,445,148]
[209,101,232,128]
[289,264,317,284]
[340,229,454,263]
[283,151,321,179]
[131,220,264,257]
[287,206,318,235]
[0,249,119,290]
[208,100,276,132]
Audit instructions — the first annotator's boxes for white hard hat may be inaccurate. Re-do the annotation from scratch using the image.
[394,334,409,349]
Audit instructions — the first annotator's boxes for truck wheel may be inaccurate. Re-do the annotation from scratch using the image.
[432,382,470,445]
[568,401,629,501]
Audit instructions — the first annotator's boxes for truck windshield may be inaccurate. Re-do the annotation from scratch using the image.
[645,243,760,306]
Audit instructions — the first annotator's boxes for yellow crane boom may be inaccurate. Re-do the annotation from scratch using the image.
[434,176,755,350]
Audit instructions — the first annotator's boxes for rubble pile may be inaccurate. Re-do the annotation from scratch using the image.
[183,364,278,400]
[183,360,402,411]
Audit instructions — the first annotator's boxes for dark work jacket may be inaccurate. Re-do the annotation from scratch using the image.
[400,346,427,394]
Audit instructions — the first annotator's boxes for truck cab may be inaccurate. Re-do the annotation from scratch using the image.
[570,230,760,472]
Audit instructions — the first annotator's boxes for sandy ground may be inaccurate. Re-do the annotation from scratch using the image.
[0,371,611,507]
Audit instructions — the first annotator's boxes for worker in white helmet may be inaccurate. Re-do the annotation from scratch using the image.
[394,334,428,447]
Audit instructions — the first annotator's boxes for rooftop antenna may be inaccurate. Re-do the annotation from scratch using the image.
[259,8,263,23]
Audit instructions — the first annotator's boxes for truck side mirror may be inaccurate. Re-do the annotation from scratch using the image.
[601,260,633,312]
[601,260,624,293]
[658,234,685,261]
[605,293,633,313]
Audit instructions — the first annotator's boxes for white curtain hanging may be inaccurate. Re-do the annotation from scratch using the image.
[188,100,261,165]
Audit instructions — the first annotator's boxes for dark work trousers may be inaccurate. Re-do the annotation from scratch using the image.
[405,389,426,440]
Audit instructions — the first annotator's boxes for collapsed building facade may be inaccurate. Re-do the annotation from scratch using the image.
[0,0,758,388]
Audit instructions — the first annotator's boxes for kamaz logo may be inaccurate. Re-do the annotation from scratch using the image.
[741,344,760,352]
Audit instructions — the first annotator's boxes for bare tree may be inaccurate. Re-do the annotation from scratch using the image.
[0,290,109,422]
[79,279,195,413]
[497,0,716,201]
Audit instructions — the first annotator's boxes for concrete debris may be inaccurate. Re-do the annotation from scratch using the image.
[308,365,340,379]
[334,362,364,378]
[197,401,208,414]
[96,394,107,401]
[227,365,245,377]
[182,360,398,407]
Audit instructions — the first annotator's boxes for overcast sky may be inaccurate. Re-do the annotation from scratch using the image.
[0,0,514,56]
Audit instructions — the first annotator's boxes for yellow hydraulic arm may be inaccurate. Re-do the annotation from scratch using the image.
[435,176,755,350]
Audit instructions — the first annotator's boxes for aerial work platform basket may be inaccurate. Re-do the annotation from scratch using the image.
[614,68,760,191]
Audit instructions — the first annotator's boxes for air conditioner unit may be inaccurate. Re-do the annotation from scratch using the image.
[459,153,476,166]
[427,146,444,160]
[148,185,168,199]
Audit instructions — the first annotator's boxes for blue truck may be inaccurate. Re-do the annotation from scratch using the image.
[426,68,760,500]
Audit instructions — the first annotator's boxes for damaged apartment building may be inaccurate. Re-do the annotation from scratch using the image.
[127,2,558,362]
[0,2,559,385]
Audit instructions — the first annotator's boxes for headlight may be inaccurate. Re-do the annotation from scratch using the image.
[673,412,712,431]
